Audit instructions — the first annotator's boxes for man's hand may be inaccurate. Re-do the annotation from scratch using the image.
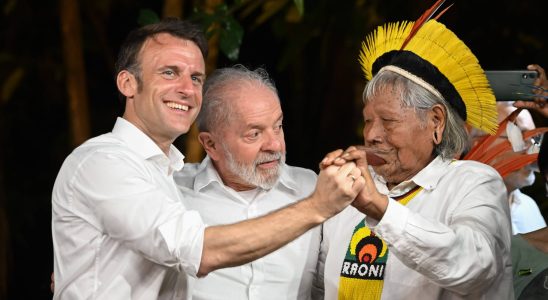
[308,162,365,220]
[351,162,389,221]
[514,64,548,118]
[319,146,367,170]
[319,146,388,220]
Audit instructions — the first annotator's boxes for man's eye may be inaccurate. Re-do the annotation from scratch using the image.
[191,75,203,84]
[246,131,260,139]
[273,124,283,133]
[162,70,175,77]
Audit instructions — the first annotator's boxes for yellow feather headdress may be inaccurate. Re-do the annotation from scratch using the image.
[359,1,498,134]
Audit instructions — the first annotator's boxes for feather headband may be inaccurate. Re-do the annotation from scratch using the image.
[359,0,498,134]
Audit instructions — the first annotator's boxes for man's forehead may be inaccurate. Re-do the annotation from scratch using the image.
[139,33,205,64]
[143,33,195,48]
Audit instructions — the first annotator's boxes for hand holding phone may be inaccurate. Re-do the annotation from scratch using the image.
[485,70,543,101]
[513,64,548,118]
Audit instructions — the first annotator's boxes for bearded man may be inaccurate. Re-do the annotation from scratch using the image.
[175,65,322,300]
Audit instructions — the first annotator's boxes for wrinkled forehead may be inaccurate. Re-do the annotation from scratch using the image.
[218,81,281,127]
[363,77,406,106]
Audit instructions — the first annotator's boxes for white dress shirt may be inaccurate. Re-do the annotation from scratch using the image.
[52,117,206,300]
[319,157,514,300]
[174,156,322,300]
[510,189,547,234]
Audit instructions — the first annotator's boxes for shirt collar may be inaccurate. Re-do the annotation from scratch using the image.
[277,166,300,193]
[509,189,522,205]
[411,155,452,190]
[193,156,297,193]
[112,117,185,172]
[193,156,224,191]
[375,155,452,195]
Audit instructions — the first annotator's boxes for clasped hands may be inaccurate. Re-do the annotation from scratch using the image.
[319,145,389,221]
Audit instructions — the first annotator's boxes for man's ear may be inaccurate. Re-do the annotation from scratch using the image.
[198,132,220,160]
[430,104,446,145]
[117,70,138,98]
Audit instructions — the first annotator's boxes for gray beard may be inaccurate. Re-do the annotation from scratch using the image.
[222,146,286,190]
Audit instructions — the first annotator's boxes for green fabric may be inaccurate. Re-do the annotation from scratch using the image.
[511,234,548,299]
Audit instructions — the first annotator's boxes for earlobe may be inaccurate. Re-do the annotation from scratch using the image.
[117,70,137,98]
[433,130,441,144]
[430,105,446,145]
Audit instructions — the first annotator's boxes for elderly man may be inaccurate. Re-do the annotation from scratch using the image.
[51,19,364,299]
[501,104,542,235]
[318,2,513,299]
[175,66,322,300]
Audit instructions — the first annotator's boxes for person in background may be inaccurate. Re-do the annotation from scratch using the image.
[465,64,548,298]
[469,102,546,234]
[513,64,548,251]
[51,18,364,299]
[317,1,513,298]
[511,233,548,300]
[511,133,548,300]
[174,65,322,300]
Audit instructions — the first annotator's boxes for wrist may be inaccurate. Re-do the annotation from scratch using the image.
[299,195,330,225]
[357,194,388,221]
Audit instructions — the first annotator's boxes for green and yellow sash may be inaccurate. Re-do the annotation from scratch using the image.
[338,186,423,300]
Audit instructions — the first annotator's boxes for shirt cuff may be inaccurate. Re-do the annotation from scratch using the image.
[158,210,206,277]
[365,198,409,242]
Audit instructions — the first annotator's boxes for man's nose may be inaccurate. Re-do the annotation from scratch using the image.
[363,121,384,144]
[262,131,283,152]
[176,76,195,97]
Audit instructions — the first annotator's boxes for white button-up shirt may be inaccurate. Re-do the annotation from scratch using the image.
[174,157,322,300]
[52,117,206,300]
[319,157,514,300]
[509,189,547,234]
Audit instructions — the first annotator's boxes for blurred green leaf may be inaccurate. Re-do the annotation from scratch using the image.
[191,11,218,38]
[138,9,160,26]
[214,3,229,15]
[293,0,304,15]
[219,17,244,61]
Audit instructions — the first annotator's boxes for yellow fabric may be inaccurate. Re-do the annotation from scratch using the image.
[338,277,383,300]
[338,187,423,300]
[358,20,498,134]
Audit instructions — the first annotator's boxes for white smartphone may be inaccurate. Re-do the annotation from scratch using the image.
[484,70,538,101]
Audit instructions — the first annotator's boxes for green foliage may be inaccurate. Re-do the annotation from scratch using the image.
[293,0,304,16]
[219,16,244,61]
[138,9,160,26]
[191,0,303,62]
[192,4,243,61]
